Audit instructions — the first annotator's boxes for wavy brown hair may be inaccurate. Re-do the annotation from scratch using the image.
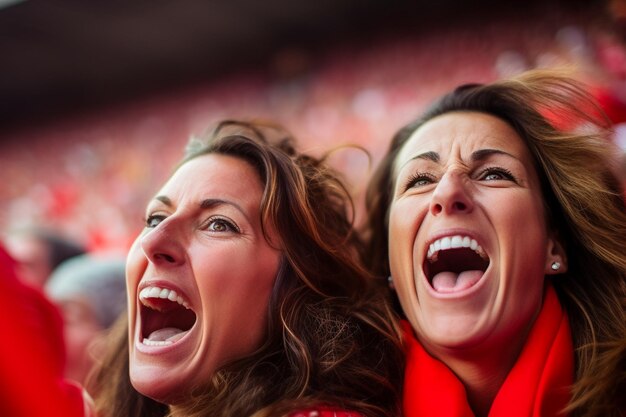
[90,120,404,417]
[88,314,168,417]
[364,70,626,417]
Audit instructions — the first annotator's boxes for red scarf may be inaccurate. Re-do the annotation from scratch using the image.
[403,284,573,417]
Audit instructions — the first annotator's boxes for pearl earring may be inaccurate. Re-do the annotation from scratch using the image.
[387,275,395,290]
[551,261,561,271]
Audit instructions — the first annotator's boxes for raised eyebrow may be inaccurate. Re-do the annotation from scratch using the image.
[154,195,172,206]
[151,196,250,221]
[200,198,240,211]
[397,151,440,173]
[471,148,516,161]
[411,151,439,163]
[200,198,252,224]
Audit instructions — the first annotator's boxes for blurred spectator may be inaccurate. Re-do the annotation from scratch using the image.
[46,254,127,385]
[0,245,88,417]
[3,226,86,288]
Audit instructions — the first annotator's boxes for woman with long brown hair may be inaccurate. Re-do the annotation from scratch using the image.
[88,120,404,417]
[364,70,626,417]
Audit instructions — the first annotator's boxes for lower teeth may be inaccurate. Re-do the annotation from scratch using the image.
[143,338,173,346]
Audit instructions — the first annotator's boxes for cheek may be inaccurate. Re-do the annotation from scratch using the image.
[388,199,429,306]
[124,237,146,322]
[125,237,145,290]
[199,252,277,360]
[388,199,428,270]
[195,246,278,322]
[493,195,549,296]
[498,197,547,248]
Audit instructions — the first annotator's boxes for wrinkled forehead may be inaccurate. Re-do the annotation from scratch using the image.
[166,154,263,203]
[392,111,534,177]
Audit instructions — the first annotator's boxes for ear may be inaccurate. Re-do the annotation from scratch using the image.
[545,234,567,275]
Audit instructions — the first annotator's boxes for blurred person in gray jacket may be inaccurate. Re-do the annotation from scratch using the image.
[46,254,127,385]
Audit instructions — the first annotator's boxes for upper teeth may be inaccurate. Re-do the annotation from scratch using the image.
[139,286,190,309]
[427,235,486,262]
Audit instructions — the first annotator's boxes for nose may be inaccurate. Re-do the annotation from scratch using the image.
[140,220,185,266]
[429,170,474,216]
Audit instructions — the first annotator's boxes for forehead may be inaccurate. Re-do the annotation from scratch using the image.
[159,153,263,205]
[394,111,532,171]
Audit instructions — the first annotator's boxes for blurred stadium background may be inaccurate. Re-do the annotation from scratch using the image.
[0,0,623,253]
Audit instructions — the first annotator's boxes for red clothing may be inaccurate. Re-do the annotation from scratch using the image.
[403,284,573,417]
[0,246,86,417]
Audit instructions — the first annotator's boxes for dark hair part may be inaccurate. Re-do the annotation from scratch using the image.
[7,226,86,271]
[38,230,86,270]
[92,120,404,417]
[364,70,626,417]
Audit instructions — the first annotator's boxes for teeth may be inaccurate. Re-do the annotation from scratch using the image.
[139,286,191,309]
[427,235,486,262]
[142,338,173,346]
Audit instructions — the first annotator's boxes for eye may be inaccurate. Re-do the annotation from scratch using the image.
[405,172,437,190]
[145,214,166,228]
[478,167,518,183]
[206,216,240,233]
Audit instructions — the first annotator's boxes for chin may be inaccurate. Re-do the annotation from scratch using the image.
[421,319,492,351]
[129,359,189,405]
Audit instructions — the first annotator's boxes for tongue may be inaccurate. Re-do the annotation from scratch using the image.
[146,327,187,343]
[431,270,483,293]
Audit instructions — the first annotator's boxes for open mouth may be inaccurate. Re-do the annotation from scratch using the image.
[424,235,489,293]
[139,286,197,346]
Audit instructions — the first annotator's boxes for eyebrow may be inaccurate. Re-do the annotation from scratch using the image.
[411,151,439,163]
[406,148,516,165]
[396,151,439,173]
[199,198,245,215]
[470,148,516,161]
[153,195,250,221]
[155,195,172,206]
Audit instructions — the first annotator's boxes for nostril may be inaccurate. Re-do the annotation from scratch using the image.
[453,202,467,211]
[155,253,176,263]
[432,200,470,215]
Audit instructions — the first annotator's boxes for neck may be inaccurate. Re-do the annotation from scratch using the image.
[425,335,528,417]
[449,355,513,417]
